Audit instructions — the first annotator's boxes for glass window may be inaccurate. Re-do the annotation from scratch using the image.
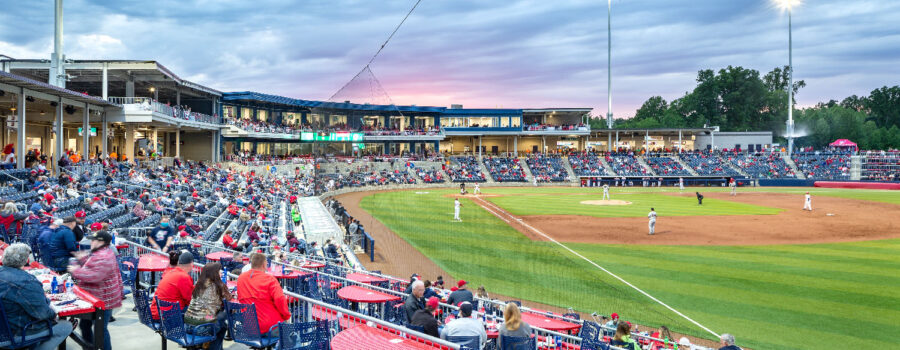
[258,110,268,122]
[309,114,323,127]
[223,106,235,119]
[329,115,347,127]
[511,117,521,127]
[500,117,510,127]
[241,107,253,120]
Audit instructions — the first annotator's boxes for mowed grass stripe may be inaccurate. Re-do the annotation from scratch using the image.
[487,193,781,218]
[358,189,900,350]
[602,244,900,287]
[570,247,900,325]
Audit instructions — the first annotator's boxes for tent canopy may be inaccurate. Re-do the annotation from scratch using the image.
[829,139,858,150]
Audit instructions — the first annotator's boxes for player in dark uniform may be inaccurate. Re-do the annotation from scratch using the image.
[696,192,704,205]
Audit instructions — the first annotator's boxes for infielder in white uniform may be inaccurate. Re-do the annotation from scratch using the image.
[474,183,481,195]
[803,192,812,211]
[679,177,684,191]
[648,208,657,235]
[454,198,462,221]
[730,179,737,196]
[602,184,610,200]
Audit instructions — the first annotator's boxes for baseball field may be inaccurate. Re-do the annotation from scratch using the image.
[346,186,900,350]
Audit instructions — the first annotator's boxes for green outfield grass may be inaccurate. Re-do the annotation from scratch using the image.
[358,187,900,350]
[484,192,781,218]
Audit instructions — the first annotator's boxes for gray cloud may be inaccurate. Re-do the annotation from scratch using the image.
[1,0,898,117]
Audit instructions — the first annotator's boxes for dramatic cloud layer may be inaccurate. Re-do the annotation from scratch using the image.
[1,0,898,117]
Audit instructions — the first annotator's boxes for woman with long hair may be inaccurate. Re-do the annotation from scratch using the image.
[184,262,232,350]
[499,302,532,348]
[610,322,640,350]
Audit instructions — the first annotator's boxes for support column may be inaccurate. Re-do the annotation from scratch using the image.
[175,128,181,158]
[83,103,90,159]
[16,89,26,169]
[101,63,108,100]
[645,129,649,152]
[125,78,134,98]
[608,132,612,152]
[615,131,619,151]
[55,99,64,167]
[210,131,216,162]
[176,88,181,106]
[102,114,108,157]
[478,136,482,159]
[125,124,135,163]
[678,130,682,153]
[152,128,158,154]
[514,136,518,157]
[542,136,546,153]
[711,131,715,151]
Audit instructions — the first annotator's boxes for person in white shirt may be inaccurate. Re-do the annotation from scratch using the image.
[679,177,684,191]
[474,183,481,195]
[454,198,462,222]
[440,302,486,349]
[648,208,657,235]
[803,192,812,211]
[730,179,737,196]
[602,184,610,200]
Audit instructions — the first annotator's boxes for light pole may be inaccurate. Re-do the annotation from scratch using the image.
[775,0,800,156]
[606,0,613,151]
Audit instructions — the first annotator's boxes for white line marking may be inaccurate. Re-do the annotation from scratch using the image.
[472,197,720,338]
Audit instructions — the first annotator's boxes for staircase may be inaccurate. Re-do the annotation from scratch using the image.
[783,153,806,179]
[478,157,496,184]
[561,156,579,183]
[598,157,617,176]
[517,157,536,184]
[672,155,699,176]
[635,156,658,176]
[850,155,862,180]
[721,156,750,177]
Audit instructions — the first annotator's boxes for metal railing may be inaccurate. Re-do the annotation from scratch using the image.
[108,97,221,125]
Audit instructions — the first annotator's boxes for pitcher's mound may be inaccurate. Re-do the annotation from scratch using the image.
[581,200,632,206]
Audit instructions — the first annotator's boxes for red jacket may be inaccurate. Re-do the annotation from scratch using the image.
[222,235,238,249]
[150,267,194,319]
[237,269,290,333]
[70,247,123,310]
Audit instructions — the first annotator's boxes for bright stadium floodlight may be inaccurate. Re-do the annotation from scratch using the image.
[772,0,801,156]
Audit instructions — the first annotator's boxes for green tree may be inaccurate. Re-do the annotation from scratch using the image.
[865,86,900,128]
[633,96,668,123]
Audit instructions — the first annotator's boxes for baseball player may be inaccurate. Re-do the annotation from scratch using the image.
[614,177,619,187]
[679,177,684,191]
[454,197,462,221]
[658,177,662,187]
[730,178,737,196]
[474,183,481,195]
[602,183,610,200]
[803,192,812,211]
[648,208,657,235]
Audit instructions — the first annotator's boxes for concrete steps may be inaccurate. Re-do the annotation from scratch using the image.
[635,156,658,176]
[479,157,496,183]
[517,157,536,183]
[598,157,617,176]
[561,156,579,182]
[673,155,699,176]
[783,153,806,179]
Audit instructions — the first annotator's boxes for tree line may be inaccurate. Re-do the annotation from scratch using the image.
[589,65,900,150]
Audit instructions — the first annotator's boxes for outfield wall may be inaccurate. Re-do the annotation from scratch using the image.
[814,181,900,190]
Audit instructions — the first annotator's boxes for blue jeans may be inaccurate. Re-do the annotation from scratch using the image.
[34,320,73,350]
[80,309,112,350]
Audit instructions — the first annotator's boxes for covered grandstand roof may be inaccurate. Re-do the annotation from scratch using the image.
[222,91,446,113]
[0,70,119,107]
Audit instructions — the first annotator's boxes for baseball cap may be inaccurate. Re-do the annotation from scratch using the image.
[179,231,189,237]
[426,297,439,309]
[90,222,103,231]
[450,287,458,292]
[611,312,619,319]
[75,211,86,218]
[177,252,194,265]
[91,232,113,245]
[92,197,100,202]
[458,302,473,317]
[457,280,467,288]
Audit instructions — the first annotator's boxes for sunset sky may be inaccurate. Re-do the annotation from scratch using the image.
[2,0,899,117]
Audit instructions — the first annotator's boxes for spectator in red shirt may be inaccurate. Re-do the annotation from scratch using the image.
[236,253,290,336]
[151,252,195,320]
[222,230,240,251]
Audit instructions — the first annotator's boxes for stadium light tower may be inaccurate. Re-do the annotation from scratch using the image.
[773,0,801,156]
[49,0,66,88]
[606,0,613,151]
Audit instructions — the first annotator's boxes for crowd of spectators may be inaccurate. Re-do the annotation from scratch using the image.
[446,157,486,182]
[415,167,446,183]
[482,157,526,182]
[568,153,611,177]
[726,152,795,179]
[607,153,650,177]
[792,152,851,180]
[526,154,570,182]
[643,155,692,176]
[360,125,442,136]
[225,117,307,134]
[522,123,588,131]
[862,150,900,181]
[679,151,742,176]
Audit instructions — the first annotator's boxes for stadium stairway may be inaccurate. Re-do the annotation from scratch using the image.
[850,155,863,180]
[635,156,658,176]
[673,155,700,176]
[724,159,750,177]
[783,154,806,179]
[517,157,537,183]
[598,156,617,176]
[479,157,497,184]
[560,156,580,184]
